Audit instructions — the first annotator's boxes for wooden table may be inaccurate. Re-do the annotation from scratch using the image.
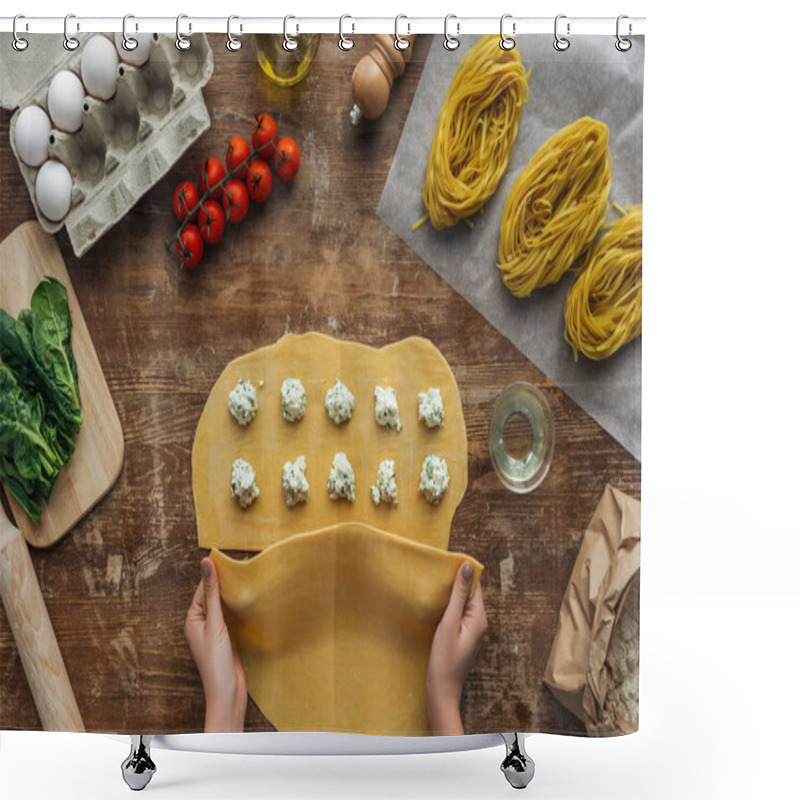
[0,35,640,735]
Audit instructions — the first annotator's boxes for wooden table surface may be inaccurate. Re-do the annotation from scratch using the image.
[0,35,640,735]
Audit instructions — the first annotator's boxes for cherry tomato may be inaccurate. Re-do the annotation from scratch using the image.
[275,137,300,181]
[245,160,272,203]
[198,200,225,244]
[225,135,251,180]
[252,113,278,160]
[199,157,225,200]
[177,224,203,269]
[172,180,199,223]
[222,179,250,223]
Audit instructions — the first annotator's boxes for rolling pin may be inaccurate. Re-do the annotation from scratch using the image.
[350,34,416,124]
[0,510,84,731]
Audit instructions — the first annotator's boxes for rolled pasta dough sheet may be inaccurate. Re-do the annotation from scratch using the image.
[210,523,483,735]
[193,333,468,552]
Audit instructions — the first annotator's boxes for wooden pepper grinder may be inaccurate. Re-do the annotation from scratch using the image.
[350,34,416,124]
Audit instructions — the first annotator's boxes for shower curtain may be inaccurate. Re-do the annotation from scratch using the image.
[0,28,643,739]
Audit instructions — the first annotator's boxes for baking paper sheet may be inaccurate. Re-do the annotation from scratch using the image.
[378,35,644,458]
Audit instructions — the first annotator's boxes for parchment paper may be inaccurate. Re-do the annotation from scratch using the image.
[542,485,641,734]
[378,35,644,458]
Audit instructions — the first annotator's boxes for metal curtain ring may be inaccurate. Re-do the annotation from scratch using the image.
[339,15,355,51]
[283,15,298,51]
[227,15,242,52]
[443,14,460,50]
[394,15,410,51]
[616,14,632,51]
[499,14,515,51]
[176,14,191,50]
[121,15,138,51]
[12,14,29,51]
[554,14,570,51]
[63,13,79,51]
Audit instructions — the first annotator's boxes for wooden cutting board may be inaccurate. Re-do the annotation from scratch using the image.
[0,222,124,548]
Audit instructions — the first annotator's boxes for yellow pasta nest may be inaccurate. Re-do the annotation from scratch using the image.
[419,35,529,230]
[564,205,643,361]
[498,117,612,297]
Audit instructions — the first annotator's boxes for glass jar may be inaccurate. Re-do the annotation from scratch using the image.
[252,34,321,87]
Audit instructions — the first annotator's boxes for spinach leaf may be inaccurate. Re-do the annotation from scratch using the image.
[0,308,35,386]
[0,462,42,523]
[0,280,82,437]
[0,278,82,523]
[0,365,62,483]
[29,277,82,433]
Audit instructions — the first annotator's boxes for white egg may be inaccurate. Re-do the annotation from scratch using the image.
[47,70,85,133]
[15,105,52,167]
[35,161,73,222]
[114,32,152,68]
[81,35,119,101]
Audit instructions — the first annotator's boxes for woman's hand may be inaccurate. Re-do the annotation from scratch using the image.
[184,557,247,733]
[426,561,488,735]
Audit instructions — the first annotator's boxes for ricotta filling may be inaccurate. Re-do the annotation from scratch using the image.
[370,459,399,506]
[281,378,306,422]
[418,387,444,428]
[324,379,355,424]
[327,451,355,501]
[231,457,260,509]
[228,378,258,426]
[374,385,402,432]
[419,454,449,505]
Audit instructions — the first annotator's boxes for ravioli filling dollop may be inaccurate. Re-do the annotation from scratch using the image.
[281,378,306,422]
[374,385,402,432]
[419,454,449,505]
[371,459,399,506]
[282,455,310,507]
[327,451,356,501]
[325,379,355,424]
[231,457,260,509]
[228,378,258,426]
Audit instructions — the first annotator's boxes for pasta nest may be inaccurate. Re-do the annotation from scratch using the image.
[421,35,529,230]
[498,117,612,297]
[564,205,643,361]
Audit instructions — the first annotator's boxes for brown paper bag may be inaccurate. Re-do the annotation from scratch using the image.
[543,485,641,734]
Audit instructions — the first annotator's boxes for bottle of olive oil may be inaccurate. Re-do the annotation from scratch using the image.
[253,34,321,87]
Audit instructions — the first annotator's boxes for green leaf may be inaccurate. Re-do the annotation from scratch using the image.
[29,277,82,433]
[0,308,36,385]
[0,279,82,522]
[0,366,60,485]
[1,280,82,437]
[0,468,42,523]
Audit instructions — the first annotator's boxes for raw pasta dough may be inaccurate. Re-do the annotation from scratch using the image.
[210,523,483,735]
[193,334,467,552]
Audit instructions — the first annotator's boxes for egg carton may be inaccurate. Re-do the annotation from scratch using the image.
[1,32,214,257]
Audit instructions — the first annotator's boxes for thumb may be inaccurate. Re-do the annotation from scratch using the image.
[201,558,223,625]
[442,561,473,627]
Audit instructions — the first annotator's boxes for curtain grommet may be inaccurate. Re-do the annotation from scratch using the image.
[227,15,242,52]
[615,15,632,51]
[394,15,411,51]
[63,13,80,51]
[176,14,191,51]
[554,14,570,52]
[12,14,29,51]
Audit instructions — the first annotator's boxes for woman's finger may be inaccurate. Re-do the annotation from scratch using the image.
[186,578,206,625]
[441,561,474,629]
[201,558,224,626]
[463,581,488,640]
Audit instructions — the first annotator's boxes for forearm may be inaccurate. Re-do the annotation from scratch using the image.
[204,696,245,733]
[427,691,464,736]
[202,674,247,733]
